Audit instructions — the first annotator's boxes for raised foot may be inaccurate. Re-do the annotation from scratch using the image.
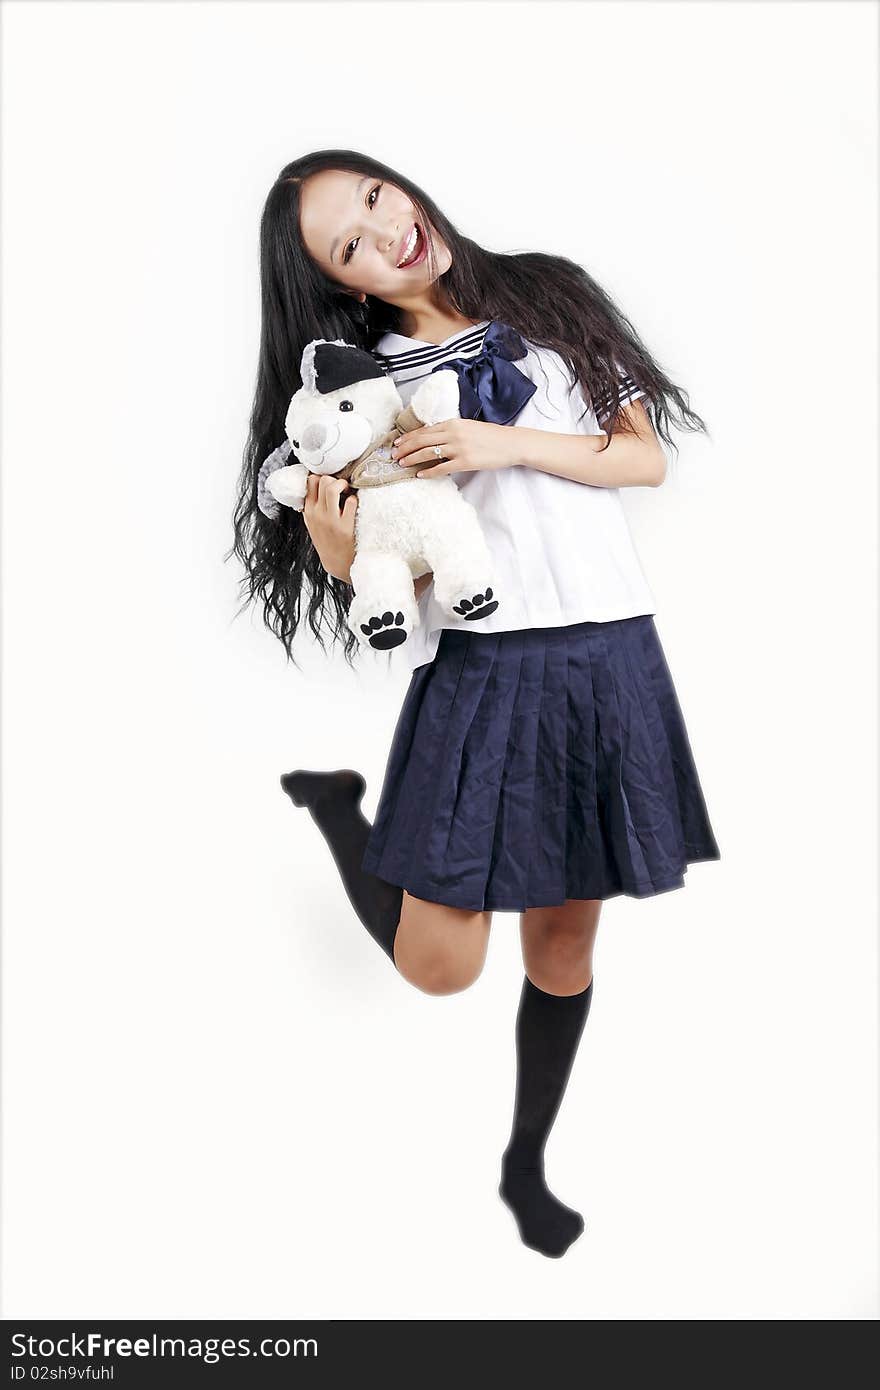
[280,768,367,811]
[453,588,498,621]
[360,610,408,649]
[499,1159,585,1259]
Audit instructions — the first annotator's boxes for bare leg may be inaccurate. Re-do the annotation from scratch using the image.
[394,891,492,995]
[520,898,600,996]
[500,900,601,1258]
[280,769,491,994]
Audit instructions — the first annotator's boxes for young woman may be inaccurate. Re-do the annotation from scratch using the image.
[231,149,721,1259]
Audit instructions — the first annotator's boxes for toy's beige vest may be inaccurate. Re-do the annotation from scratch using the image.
[335,403,425,489]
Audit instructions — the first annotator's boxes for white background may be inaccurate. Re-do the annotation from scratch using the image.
[1,1,877,1321]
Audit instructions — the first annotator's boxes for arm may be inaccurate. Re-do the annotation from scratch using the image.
[392,401,666,488]
[514,401,667,488]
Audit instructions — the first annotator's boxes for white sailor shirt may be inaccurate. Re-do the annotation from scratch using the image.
[370,320,658,672]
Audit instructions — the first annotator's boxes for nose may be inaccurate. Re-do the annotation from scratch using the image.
[301,423,327,452]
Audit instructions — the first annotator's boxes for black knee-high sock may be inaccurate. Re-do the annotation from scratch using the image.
[500,976,593,1257]
[280,769,402,965]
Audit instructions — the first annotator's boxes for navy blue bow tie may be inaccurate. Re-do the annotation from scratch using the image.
[431,320,536,424]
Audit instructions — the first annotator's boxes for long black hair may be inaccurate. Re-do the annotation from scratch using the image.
[228,148,708,668]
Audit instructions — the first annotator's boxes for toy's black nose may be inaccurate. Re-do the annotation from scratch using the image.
[301,423,327,452]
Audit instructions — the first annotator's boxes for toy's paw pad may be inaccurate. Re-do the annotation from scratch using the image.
[453,588,498,622]
[361,610,408,649]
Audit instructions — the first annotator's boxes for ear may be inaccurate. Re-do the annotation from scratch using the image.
[313,341,386,394]
[299,337,352,394]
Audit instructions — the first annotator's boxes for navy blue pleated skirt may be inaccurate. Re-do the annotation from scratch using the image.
[360,615,721,912]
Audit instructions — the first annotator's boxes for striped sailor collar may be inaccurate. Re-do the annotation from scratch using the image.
[372,319,491,365]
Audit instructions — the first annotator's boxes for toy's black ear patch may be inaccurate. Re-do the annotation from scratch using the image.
[313,343,386,394]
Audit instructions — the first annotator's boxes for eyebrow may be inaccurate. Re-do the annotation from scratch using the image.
[329,176,371,265]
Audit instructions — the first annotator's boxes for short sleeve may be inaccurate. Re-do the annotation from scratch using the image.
[592,358,647,428]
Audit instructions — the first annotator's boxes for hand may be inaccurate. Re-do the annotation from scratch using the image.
[302,474,357,582]
[390,419,521,479]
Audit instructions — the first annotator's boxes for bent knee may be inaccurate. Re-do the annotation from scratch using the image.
[396,945,485,996]
[395,894,490,995]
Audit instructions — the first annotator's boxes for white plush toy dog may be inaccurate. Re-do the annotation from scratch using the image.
[257,338,499,651]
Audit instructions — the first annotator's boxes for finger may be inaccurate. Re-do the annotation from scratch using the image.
[392,429,432,460]
[414,461,454,479]
[401,424,443,440]
[333,485,356,520]
[303,473,319,510]
[317,475,346,511]
[397,445,444,468]
[340,492,358,530]
[399,446,452,469]
[394,422,458,459]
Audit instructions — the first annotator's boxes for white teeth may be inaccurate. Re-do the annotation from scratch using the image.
[397,224,419,267]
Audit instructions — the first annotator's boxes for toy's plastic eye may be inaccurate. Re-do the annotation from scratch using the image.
[291,440,300,449]
[339,400,354,412]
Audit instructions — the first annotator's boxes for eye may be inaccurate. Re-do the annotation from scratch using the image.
[339,401,353,412]
[342,182,382,264]
[291,439,300,449]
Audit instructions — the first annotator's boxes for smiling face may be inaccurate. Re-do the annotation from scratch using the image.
[298,169,451,305]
